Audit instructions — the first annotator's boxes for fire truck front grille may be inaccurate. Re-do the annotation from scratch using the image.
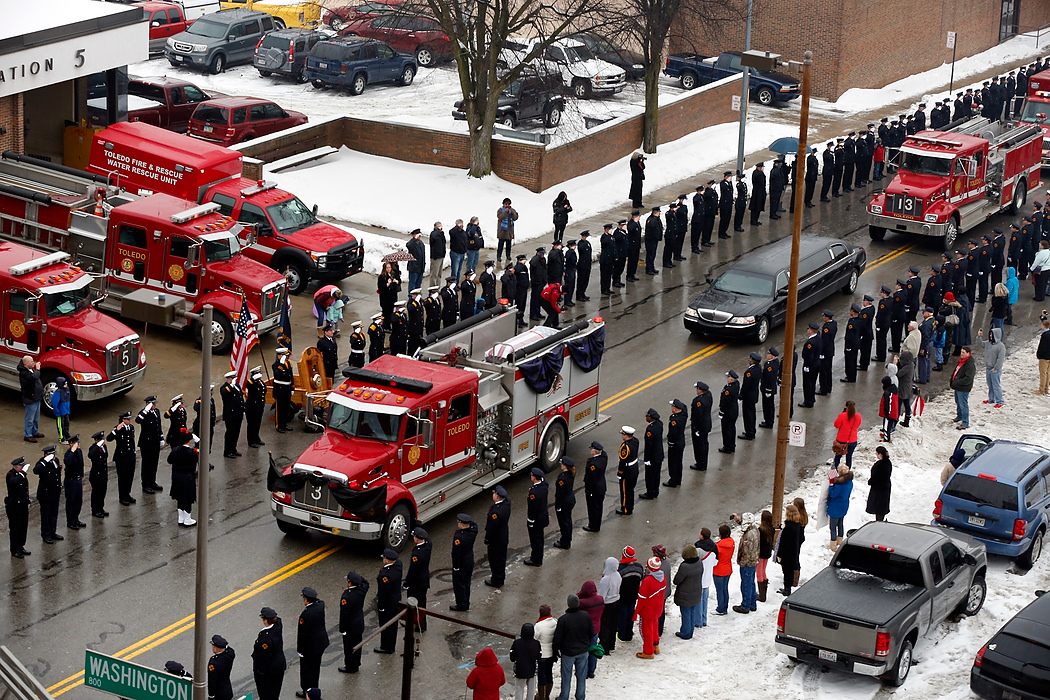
[107,339,140,377]
[323,241,359,271]
[292,478,341,515]
[260,285,285,319]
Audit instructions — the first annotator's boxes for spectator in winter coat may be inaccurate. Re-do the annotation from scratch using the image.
[1006,268,1020,325]
[509,623,540,700]
[18,356,43,443]
[615,546,644,645]
[553,594,595,700]
[576,580,604,678]
[713,524,735,615]
[865,446,893,521]
[897,350,915,428]
[832,401,862,469]
[950,347,977,429]
[429,222,446,289]
[879,375,900,442]
[53,376,71,443]
[901,321,922,359]
[465,217,483,276]
[976,327,1006,406]
[940,447,967,486]
[732,514,760,614]
[496,199,518,263]
[1036,318,1050,395]
[990,283,1009,332]
[776,504,805,596]
[533,605,557,700]
[694,529,716,628]
[757,510,775,603]
[634,557,665,659]
[650,544,672,635]
[673,544,704,639]
[449,219,467,280]
[596,558,621,666]
[466,647,505,700]
[826,464,854,551]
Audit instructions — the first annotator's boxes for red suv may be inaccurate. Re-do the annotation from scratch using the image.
[188,97,307,145]
[339,14,450,67]
[322,0,403,31]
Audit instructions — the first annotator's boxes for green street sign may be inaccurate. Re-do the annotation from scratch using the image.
[236,694,253,700]
[84,650,192,700]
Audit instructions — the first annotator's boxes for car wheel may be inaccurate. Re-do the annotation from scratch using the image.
[397,65,416,86]
[680,71,697,90]
[282,262,310,295]
[414,46,434,67]
[943,216,960,251]
[539,420,567,473]
[272,18,286,29]
[756,86,775,105]
[1010,177,1027,214]
[886,639,912,687]
[963,575,987,615]
[311,79,325,89]
[1019,529,1043,569]
[572,79,592,99]
[869,225,886,241]
[210,54,226,75]
[329,16,345,31]
[349,73,366,96]
[543,103,562,127]
[498,113,516,128]
[276,519,307,536]
[754,316,770,344]
[294,69,307,84]
[382,503,412,552]
[841,268,859,294]
[258,69,272,77]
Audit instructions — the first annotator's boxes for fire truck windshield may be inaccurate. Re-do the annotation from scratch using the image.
[1019,101,1050,124]
[43,278,93,318]
[328,402,401,442]
[265,197,318,235]
[200,233,242,262]
[900,152,953,177]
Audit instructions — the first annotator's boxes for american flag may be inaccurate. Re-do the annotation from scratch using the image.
[230,296,258,387]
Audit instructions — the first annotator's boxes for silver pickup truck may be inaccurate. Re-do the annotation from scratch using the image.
[775,521,988,686]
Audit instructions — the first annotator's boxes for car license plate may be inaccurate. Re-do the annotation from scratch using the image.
[968,515,986,527]
[174,55,184,62]
[818,649,837,662]
[1003,692,1022,700]
[319,61,328,69]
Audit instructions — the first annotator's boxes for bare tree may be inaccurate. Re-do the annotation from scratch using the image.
[422,0,604,177]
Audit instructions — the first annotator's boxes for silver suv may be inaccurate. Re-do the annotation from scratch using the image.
[165,8,275,74]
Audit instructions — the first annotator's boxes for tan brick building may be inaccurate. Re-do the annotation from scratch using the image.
[673,0,1050,100]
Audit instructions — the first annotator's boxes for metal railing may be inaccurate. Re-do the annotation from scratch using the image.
[1005,21,1050,48]
[0,646,55,700]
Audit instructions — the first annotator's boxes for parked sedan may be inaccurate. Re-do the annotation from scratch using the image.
[971,590,1050,700]
[683,235,866,343]
[322,0,404,31]
[187,97,307,145]
[338,14,450,67]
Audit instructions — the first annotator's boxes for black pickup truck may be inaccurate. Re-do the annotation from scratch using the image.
[453,69,564,128]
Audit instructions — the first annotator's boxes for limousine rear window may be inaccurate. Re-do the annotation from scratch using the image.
[713,270,774,297]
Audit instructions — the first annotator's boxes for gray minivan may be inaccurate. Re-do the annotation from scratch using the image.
[165,8,275,74]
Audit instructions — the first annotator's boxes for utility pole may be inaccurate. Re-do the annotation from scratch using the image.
[772,52,813,528]
[735,0,754,176]
[192,306,213,700]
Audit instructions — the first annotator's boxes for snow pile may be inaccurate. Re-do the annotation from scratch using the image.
[576,332,1050,700]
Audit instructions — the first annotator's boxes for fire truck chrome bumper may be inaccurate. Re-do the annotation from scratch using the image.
[256,314,281,334]
[271,501,383,539]
[868,213,946,236]
[75,365,147,401]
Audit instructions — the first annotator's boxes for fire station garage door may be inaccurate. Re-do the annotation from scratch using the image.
[24,82,75,164]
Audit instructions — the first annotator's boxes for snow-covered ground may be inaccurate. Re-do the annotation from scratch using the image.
[580,333,1050,700]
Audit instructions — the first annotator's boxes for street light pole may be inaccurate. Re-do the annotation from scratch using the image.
[735,0,754,176]
[772,52,812,529]
[192,305,213,700]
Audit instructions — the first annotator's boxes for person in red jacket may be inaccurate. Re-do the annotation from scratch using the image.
[466,647,505,700]
[634,557,666,659]
[540,282,562,329]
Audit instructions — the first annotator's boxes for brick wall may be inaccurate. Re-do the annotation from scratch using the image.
[0,94,24,154]
[1018,2,1050,34]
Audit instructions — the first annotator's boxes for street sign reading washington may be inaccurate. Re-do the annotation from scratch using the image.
[84,650,192,700]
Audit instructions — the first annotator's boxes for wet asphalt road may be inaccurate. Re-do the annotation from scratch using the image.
[1,182,1044,699]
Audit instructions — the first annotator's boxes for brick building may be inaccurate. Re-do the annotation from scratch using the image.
[672,0,1050,100]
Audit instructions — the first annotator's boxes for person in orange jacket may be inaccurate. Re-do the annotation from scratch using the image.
[466,647,505,700]
[634,556,666,659]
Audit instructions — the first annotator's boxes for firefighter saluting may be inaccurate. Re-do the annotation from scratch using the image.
[347,320,367,369]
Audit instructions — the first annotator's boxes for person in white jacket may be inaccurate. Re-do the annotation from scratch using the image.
[533,603,558,700]
[694,527,717,629]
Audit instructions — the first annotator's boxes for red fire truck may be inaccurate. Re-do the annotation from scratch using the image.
[0,152,287,353]
[269,306,607,550]
[1017,68,1050,167]
[0,242,146,412]
[87,122,364,295]
[867,116,1043,250]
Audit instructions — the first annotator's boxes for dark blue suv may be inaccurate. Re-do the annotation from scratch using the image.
[305,37,416,95]
[934,435,1049,569]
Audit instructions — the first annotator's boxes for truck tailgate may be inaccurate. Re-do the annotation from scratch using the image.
[783,607,879,658]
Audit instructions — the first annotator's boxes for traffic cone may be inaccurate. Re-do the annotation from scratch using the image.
[93,190,104,216]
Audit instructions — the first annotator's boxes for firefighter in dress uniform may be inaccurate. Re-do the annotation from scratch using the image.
[717,371,739,454]
[450,513,477,611]
[523,468,549,566]
[739,353,761,440]
[135,395,164,494]
[484,485,511,587]
[404,527,432,631]
[615,426,639,515]
[5,457,31,557]
[339,572,368,674]
[88,431,109,518]
[347,320,367,368]
[759,348,780,429]
[798,323,822,408]
[220,371,244,459]
[272,349,295,433]
[638,408,664,500]
[367,313,385,362]
[664,400,686,487]
[165,394,187,446]
[553,456,575,548]
[582,442,607,532]
[423,287,442,336]
[107,411,137,506]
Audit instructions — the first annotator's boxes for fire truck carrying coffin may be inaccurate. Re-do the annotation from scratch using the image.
[269,305,608,551]
[867,116,1042,250]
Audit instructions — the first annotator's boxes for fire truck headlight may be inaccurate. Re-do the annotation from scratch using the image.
[72,372,103,383]
[870,205,883,214]
[924,214,938,223]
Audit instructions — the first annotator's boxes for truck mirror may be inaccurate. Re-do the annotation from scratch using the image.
[151,20,161,27]
[245,228,258,248]
[256,223,273,237]
[420,419,433,446]
[964,553,977,566]
[312,204,319,217]
[185,243,201,269]
[23,296,40,324]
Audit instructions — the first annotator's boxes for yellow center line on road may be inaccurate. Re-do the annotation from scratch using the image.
[48,541,343,697]
[596,242,917,411]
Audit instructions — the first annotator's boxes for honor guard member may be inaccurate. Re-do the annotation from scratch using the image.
[989,228,1006,287]
[547,240,565,286]
[718,370,739,454]
[841,304,862,383]
[450,513,478,610]
[108,411,137,505]
[940,251,955,294]
[701,180,718,244]
[480,261,498,310]
[831,137,845,196]
[459,271,478,321]
[193,385,217,445]
[749,162,767,225]
[599,224,617,292]
[374,549,403,654]
[674,195,690,260]
[804,148,819,207]
[272,348,295,433]
[165,394,187,446]
[564,242,579,303]
[501,263,517,308]
[316,323,338,381]
[338,572,369,673]
[664,400,687,487]
[952,248,969,293]
[639,408,664,499]
[890,280,907,353]
[965,239,980,301]
[345,321,366,369]
[799,322,822,408]
[407,289,425,355]
[842,132,856,192]
[820,142,835,202]
[553,456,575,548]
[612,220,629,284]
[759,347,780,428]
[513,254,530,325]
[626,214,642,281]
[440,276,459,328]
[1008,222,1023,276]
[169,427,198,527]
[423,287,442,335]
[717,171,734,240]
[875,286,893,363]
[690,185,705,252]
[923,266,943,319]
[252,607,286,700]
[615,426,639,515]
[404,527,432,631]
[367,313,385,362]
[643,208,662,275]
[220,371,245,458]
[484,485,511,587]
[208,635,235,700]
[905,266,922,321]
[818,310,838,395]
[136,395,164,494]
[976,235,992,303]
[858,296,875,370]
[662,203,678,268]
[34,445,62,543]
[912,102,927,131]
[6,457,31,557]
[245,367,266,448]
[690,382,712,471]
[524,468,549,566]
[582,442,607,531]
[88,431,109,518]
[63,436,85,530]
[296,587,330,696]
[738,353,761,441]
[389,301,409,355]
[575,230,592,301]
[733,171,748,232]
[529,247,548,318]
